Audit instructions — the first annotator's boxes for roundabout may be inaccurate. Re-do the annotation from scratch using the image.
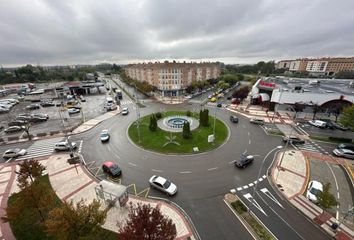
[127,111,228,154]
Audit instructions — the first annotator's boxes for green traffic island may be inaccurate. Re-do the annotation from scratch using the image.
[224,193,274,240]
[6,174,116,240]
[128,110,228,154]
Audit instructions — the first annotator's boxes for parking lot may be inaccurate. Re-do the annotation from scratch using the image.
[0,88,110,140]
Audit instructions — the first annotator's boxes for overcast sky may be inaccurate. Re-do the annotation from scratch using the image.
[1,0,354,67]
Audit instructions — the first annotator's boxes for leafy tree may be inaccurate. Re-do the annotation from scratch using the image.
[199,109,209,127]
[118,203,176,240]
[17,159,46,189]
[317,183,338,210]
[339,105,354,129]
[232,86,249,100]
[312,104,321,120]
[149,115,157,132]
[182,122,192,139]
[45,199,107,240]
[217,80,230,90]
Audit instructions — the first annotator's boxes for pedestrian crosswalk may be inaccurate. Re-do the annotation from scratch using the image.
[119,100,134,105]
[292,142,321,153]
[16,137,65,160]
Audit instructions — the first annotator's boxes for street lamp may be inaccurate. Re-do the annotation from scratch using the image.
[212,106,218,143]
[252,145,283,201]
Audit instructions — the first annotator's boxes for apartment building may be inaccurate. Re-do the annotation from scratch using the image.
[289,59,308,72]
[306,60,328,75]
[275,60,292,70]
[124,61,221,97]
[326,57,354,75]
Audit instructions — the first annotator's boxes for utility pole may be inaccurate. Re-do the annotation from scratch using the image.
[134,84,141,143]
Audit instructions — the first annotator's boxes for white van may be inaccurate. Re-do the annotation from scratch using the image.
[308,120,327,128]
[105,97,116,111]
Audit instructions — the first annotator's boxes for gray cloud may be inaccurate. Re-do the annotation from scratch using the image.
[0,0,354,66]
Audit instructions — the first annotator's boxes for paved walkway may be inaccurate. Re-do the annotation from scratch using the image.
[0,155,196,240]
[271,150,354,240]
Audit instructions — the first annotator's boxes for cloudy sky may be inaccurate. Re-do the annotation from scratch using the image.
[1,0,354,66]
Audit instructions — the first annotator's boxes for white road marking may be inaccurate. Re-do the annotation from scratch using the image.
[248,183,254,187]
[248,132,250,136]
[243,193,267,216]
[207,167,218,171]
[249,139,251,145]
[243,185,249,189]
[129,162,137,167]
[180,171,192,174]
[243,150,247,155]
[5,158,13,163]
[261,188,284,209]
[151,169,163,173]
[237,187,242,191]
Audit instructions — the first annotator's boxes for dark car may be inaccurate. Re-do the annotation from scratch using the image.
[332,122,350,131]
[227,96,232,100]
[235,154,254,168]
[282,136,305,144]
[230,115,239,123]
[8,120,28,126]
[4,126,25,133]
[102,162,122,177]
[217,102,222,108]
[337,143,354,152]
[30,117,47,123]
[25,104,40,110]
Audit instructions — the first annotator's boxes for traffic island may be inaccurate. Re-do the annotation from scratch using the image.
[224,194,274,240]
[127,111,228,154]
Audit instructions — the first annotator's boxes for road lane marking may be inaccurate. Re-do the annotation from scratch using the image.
[129,162,137,167]
[151,169,163,173]
[261,188,284,209]
[180,171,192,174]
[229,160,235,164]
[248,132,250,136]
[249,139,251,144]
[243,193,267,216]
[207,167,218,171]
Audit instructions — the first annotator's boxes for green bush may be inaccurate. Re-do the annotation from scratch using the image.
[155,112,162,119]
[149,115,157,131]
[328,137,352,143]
[231,200,247,214]
[186,111,191,117]
[182,122,192,139]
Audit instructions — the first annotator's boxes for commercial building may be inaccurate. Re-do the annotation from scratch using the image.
[124,61,221,97]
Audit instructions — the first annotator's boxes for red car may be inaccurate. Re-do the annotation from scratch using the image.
[102,162,122,177]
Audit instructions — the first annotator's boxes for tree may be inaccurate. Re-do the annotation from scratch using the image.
[182,122,192,139]
[118,203,176,240]
[199,109,209,127]
[312,104,321,120]
[149,115,157,131]
[45,199,107,240]
[17,159,46,189]
[317,183,338,210]
[339,105,354,129]
[232,86,249,100]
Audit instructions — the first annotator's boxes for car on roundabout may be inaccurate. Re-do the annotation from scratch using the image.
[234,154,254,168]
[229,115,239,123]
[102,161,122,177]
[306,180,323,203]
[67,108,80,114]
[250,118,265,125]
[3,148,27,159]
[121,107,129,115]
[149,175,177,196]
[100,129,110,142]
[333,148,354,159]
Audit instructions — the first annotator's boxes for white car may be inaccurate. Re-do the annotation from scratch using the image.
[149,175,177,196]
[100,129,110,142]
[333,148,354,160]
[308,120,327,128]
[68,108,80,114]
[54,141,77,151]
[306,180,323,203]
[3,148,27,159]
[121,107,129,115]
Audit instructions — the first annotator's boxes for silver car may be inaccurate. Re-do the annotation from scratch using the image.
[149,175,177,196]
[333,148,354,160]
[54,141,77,151]
[3,148,27,159]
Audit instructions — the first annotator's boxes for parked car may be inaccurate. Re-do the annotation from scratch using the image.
[121,107,129,115]
[40,101,55,107]
[282,136,305,144]
[210,97,217,102]
[79,95,86,102]
[54,141,77,151]
[149,175,177,196]
[250,118,265,125]
[0,108,10,113]
[235,154,254,168]
[337,143,354,152]
[102,161,122,177]
[332,122,350,131]
[31,113,49,120]
[2,148,27,159]
[306,180,323,203]
[31,116,47,122]
[16,114,32,121]
[25,104,40,110]
[4,126,25,133]
[8,120,28,126]
[100,129,110,142]
[68,108,80,114]
[229,115,239,123]
[308,120,327,128]
[333,148,354,159]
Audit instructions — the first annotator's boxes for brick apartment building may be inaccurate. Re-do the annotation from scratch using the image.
[277,57,354,76]
[124,61,221,97]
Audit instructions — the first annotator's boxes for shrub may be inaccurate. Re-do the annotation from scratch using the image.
[149,115,157,132]
[182,122,192,139]
[231,200,247,214]
[328,137,352,143]
[50,131,60,135]
[36,133,47,137]
[155,112,162,119]
[186,111,191,117]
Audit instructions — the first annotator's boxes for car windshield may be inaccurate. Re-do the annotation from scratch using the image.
[310,188,321,196]
[101,133,108,138]
[163,180,171,189]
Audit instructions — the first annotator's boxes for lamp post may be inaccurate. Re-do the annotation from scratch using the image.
[213,106,217,143]
[134,83,141,143]
[252,146,283,201]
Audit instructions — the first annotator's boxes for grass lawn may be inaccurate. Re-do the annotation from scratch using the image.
[8,175,117,240]
[128,111,229,154]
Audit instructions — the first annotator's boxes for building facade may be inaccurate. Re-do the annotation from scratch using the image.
[289,59,308,72]
[276,60,292,70]
[124,61,221,97]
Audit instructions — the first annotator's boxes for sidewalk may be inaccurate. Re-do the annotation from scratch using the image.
[0,155,197,240]
[271,150,354,240]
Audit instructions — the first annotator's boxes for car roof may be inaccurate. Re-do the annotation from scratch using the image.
[340,149,354,154]
[103,161,117,168]
[122,107,128,110]
[101,129,109,134]
[153,176,167,185]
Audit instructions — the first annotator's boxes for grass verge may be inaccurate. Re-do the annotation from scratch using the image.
[8,175,116,240]
[128,111,228,154]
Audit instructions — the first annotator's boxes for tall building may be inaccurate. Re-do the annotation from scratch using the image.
[276,60,292,70]
[326,57,354,75]
[124,61,221,97]
[289,59,308,72]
